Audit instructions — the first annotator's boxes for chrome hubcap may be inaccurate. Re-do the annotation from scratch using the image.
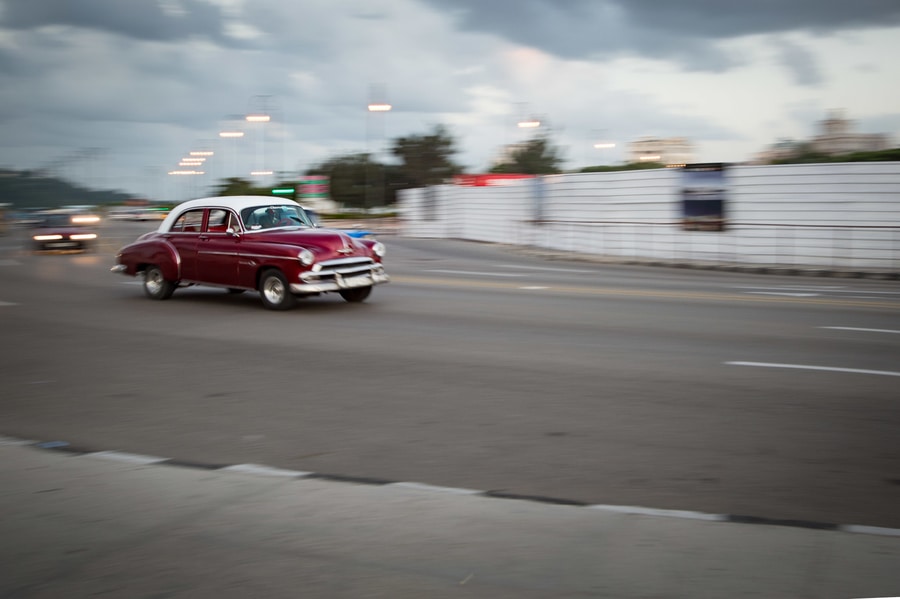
[263,277,285,304]
[145,270,163,294]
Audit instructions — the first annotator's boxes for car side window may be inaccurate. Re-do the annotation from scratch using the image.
[171,210,204,233]
[227,211,241,232]
[206,209,228,233]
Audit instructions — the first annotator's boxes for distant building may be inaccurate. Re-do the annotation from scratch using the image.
[752,138,805,164]
[810,109,890,155]
[626,137,694,166]
[753,110,891,163]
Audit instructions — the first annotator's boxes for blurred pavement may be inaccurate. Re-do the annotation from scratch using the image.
[2,439,899,598]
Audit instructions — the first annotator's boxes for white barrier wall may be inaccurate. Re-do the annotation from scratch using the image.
[397,163,900,271]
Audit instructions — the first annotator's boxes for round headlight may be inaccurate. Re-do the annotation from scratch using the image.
[298,248,315,266]
[372,241,386,257]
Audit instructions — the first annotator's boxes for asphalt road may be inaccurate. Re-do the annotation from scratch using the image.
[1,220,899,528]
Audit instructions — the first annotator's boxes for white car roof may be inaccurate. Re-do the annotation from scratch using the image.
[158,195,302,231]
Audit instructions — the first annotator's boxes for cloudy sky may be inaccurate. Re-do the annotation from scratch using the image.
[1,0,899,201]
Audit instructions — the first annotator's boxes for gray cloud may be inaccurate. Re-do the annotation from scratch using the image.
[773,37,823,86]
[0,0,238,45]
[417,0,900,73]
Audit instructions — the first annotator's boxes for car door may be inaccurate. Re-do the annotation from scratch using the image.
[164,208,205,281]
[196,208,241,287]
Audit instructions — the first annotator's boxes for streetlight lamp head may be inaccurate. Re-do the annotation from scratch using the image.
[368,103,392,112]
[246,114,271,122]
[219,131,245,138]
[517,119,541,128]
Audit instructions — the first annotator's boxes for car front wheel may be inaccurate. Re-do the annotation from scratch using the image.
[143,265,176,300]
[259,269,296,310]
[339,286,372,303]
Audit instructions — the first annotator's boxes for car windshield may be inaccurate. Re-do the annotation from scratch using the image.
[241,205,315,231]
[36,213,92,228]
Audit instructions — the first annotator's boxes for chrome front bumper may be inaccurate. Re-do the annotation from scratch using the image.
[110,264,128,274]
[290,265,389,294]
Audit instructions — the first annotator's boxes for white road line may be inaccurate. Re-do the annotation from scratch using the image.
[494,263,595,273]
[588,504,726,522]
[0,435,35,446]
[519,286,549,290]
[222,463,311,478]
[0,301,17,307]
[727,361,900,377]
[389,482,482,495]
[821,326,900,335]
[0,259,20,266]
[84,451,168,465]
[734,285,900,296]
[424,269,526,277]
[840,524,900,538]
[745,292,820,297]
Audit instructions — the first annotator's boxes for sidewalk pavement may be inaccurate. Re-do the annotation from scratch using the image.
[2,439,899,599]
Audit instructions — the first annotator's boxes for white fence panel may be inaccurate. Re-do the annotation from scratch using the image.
[397,163,900,272]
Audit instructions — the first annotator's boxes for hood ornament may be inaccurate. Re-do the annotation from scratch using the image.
[336,234,354,255]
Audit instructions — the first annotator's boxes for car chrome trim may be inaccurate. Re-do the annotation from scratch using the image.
[290,270,390,294]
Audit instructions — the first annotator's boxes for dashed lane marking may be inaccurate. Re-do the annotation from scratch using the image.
[821,326,900,335]
[727,361,900,377]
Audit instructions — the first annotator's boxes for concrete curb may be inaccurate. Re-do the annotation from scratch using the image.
[3,434,899,539]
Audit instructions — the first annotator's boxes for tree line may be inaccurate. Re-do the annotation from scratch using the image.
[215,125,569,210]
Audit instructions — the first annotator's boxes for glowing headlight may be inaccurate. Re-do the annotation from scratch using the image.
[34,235,63,241]
[298,248,315,266]
[70,233,97,240]
[372,241,386,257]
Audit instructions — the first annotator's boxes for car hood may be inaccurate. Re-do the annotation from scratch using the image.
[259,228,370,256]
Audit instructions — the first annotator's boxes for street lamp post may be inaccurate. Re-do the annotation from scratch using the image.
[246,95,279,183]
[591,129,616,167]
[219,115,245,180]
[366,92,392,211]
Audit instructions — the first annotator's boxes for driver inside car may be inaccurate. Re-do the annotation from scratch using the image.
[259,207,279,228]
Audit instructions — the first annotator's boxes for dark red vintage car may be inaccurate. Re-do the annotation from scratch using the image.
[111,196,389,310]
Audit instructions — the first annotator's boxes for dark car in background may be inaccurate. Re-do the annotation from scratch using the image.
[30,211,100,252]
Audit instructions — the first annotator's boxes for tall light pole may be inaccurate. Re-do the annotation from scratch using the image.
[246,95,276,183]
[219,115,245,181]
[366,85,392,211]
[591,129,616,167]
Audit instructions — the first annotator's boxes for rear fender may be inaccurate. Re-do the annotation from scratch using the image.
[134,240,181,281]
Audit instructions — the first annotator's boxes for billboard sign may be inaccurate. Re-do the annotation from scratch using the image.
[681,163,727,231]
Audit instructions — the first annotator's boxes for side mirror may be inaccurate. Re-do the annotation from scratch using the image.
[226,227,241,238]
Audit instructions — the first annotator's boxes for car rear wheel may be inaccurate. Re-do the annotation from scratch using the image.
[143,265,176,300]
[339,286,372,303]
[259,269,296,310]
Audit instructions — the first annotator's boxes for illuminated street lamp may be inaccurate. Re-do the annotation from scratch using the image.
[245,95,280,181]
[219,115,246,178]
[517,118,541,128]
[366,86,392,211]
